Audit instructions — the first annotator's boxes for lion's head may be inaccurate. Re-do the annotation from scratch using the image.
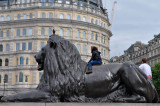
[35,35,86,99]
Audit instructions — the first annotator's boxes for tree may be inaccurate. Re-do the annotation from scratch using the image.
[152,62,160,96]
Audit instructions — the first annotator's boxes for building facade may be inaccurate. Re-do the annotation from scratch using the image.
[111,34,160,67]
[0,0,112,96]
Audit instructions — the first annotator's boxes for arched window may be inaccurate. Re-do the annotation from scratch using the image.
[1,16,4,21]
[67,14,71,19]
[0,75,1,83]
[41,12,46,18]
[101,22,103,26]
[60,14,64,19]
[101,48,103,56]
[16,29,20,36]
[19,72,23,82]
[77,15,80,21]
[91,18,94,24]
[7,15,10,21]
[4,74,8,83]
[77,30,80,38]
[91,33,94,40]
[17,14,21,20]
[48,28,52,35]
[41,28,45,35]
[60,28,63,36]
[5,58,9,66]
[0,59,2,66]
[26,58,29,65]
[49,0,54,2]
[6,44,10,52]
[49,13,53,18]
[23,14,27,19]
[66,29,70,36]
[83,31,86,39]
[29,13,33,19]
[0,44,3,52]
[95,34,98,40]
[20,56,24,65]
[95,20,98,25]
[83,45,87,53]
[82,16,86,22]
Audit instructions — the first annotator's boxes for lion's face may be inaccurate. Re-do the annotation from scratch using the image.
[35,47,46,71]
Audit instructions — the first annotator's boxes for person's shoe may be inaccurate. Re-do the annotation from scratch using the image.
[86,67,92,74]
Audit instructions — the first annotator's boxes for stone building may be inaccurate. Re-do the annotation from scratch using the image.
[111,34,160,67]
[0,0,112,95]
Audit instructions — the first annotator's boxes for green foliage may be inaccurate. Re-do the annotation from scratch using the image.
[152,62,160,96]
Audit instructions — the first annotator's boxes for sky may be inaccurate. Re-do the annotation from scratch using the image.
[102,0,160,58]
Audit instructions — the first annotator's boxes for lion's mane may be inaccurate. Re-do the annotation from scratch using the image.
[37,36,86,101]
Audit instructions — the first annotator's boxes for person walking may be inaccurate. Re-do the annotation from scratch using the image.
[139,58,152,80]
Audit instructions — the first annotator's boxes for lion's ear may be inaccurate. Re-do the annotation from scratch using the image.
[50,42,57,49]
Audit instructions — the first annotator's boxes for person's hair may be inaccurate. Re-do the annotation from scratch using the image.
[142,58,147,63]
[91,46,98,53]
[53,29,55,34]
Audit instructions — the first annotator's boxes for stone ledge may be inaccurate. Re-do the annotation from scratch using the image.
[0,103,159,106]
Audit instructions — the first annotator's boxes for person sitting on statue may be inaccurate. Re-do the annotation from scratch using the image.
[86,46,102,74]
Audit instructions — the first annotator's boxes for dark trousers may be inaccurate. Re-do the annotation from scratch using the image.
[88,60,102,68]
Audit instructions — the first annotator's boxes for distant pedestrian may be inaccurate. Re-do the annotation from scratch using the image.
[139,58,152,80]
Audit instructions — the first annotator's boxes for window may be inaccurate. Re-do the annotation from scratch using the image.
[83,45,87,53]
[66,29,70,36]
[0,59,2,66]
[28,28,33,36]
[0,44,3,52]
[83,16,86,22]
[60,14,64,19]
[5,58,9,66]
[26,58,29,65]
[6,44,10,52]
[101,48,103,56]
[82,59,86,62]
[49,0,54,2]
[20,57,24,65]
[49,13,53,18]
[77,15,80,21]
[0,31,3,37]
[23,29,26,36]
[25,76,28,82]
[28,42,32,50]
[23,14,27,19]
[40,42,45,49]
[91,33,94,40]
[19,72,23,82]
[48,28,52,35]
[101,36,103,43]
[20,0,22,4]
[41,28,45,35]
[60,28,63,36]
[95,34,98,40]
[16,29,20,36]
[83,31,86,39]
[16,43,20,51]
[58,0,62,3]
[101,22,103,26]
[67,14,71,19]
[22,43,26,50]
[104,50,106,57]
[7,15,10,21]
[16,75,18,83]
[41,13,46,18]
[17,14,21,20]
[76,44,81,52]
[24,0,27,3]
[91,18,94,24]
[66,1,70,4]
[0,75,1,83]
[77,30,80,38]
[6,30,9,37]
[1,16,4,21]
[95,20,98,25]
[104,37,106,44]
[29,13,33,19]
[39,72,43,81]
[4,74,8,83]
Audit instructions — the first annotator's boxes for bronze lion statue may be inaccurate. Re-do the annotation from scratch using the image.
[1,35,158,102]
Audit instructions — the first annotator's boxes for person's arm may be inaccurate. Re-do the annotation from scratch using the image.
[88,51,96,63]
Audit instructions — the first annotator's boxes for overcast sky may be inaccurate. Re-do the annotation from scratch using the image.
[102,0,160,58]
